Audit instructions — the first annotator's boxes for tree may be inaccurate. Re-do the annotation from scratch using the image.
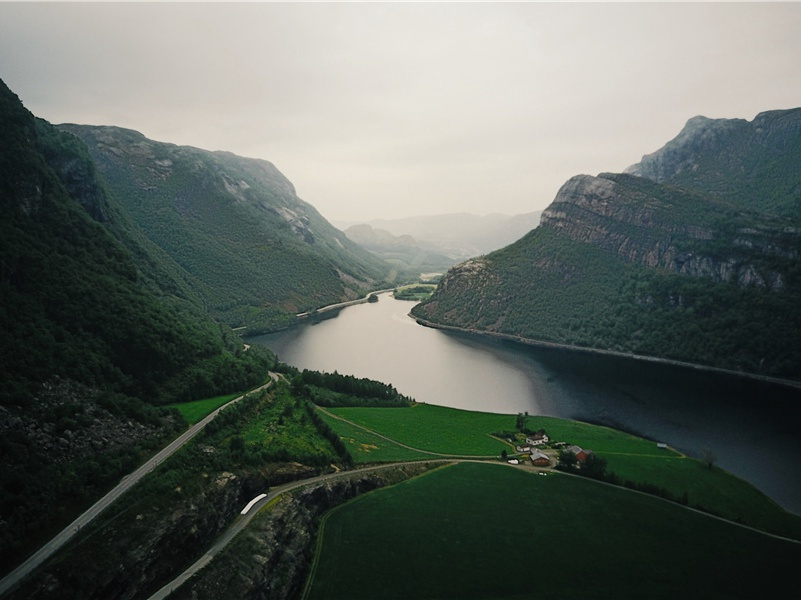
[557,449,578,471]
[582,453,607,479]
[229,435,246,455]
[501,449,508,461]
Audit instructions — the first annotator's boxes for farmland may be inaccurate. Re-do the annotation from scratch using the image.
[319,403,801,539]
[324,403,675,458]
[304,461,801,600]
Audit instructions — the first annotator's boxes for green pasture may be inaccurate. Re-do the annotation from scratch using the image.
[393,284,437,302]
[320,403,801,538]
[324,404,512,456]
[605,453,801,539]
[318,411,434,462]
[323,403,676,458]
[166,393,240,425]
[238,387,338,459]
[304,462,801,600]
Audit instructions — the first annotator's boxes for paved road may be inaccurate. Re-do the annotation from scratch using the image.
[0,376,277,598]
[296,289,396,318]
[146,462,428,600]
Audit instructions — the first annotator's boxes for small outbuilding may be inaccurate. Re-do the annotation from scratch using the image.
[530,450,550,467]
[566,445,591,462]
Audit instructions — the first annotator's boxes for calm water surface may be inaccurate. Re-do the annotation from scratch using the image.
[252,294,801,514]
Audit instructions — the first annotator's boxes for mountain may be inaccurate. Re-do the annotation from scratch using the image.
[625,109,801,217]
[59,124,393,333]
[337,211,542,263]
[342,223,457,277]
[0,80,276,406]
[413,109,801,380]
[0,79,278,569]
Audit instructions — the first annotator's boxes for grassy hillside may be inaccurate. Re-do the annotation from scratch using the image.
[414,204,801,380]
[0,81,274,406]
[60,124,393,333]
[306,462,801,600]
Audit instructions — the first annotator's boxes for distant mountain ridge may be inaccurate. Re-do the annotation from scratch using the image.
[413,108,801,380]
[342,223,460,276]
[337,211,542,264]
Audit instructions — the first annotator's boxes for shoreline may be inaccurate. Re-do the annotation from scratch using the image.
[296,288,396,318]
[410,314,801,392]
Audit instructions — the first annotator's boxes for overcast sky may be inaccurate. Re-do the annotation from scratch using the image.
[1,2,800,222]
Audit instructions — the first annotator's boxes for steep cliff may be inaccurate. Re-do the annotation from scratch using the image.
[540,173,798,291]
[413,109,801,380]
[169,463,438,600]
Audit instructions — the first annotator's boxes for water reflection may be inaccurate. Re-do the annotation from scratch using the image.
[251,294,801,514]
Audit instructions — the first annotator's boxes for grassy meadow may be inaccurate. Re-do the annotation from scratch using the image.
[319,403,801,539]
[323,403,674,459]
[323,403,514,457]
[166,393,241,425]
[304,462,801,600]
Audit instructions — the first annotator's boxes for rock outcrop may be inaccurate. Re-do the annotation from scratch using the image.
[540,173,799,291]
[168,463,440,600]
[5,462,319,600]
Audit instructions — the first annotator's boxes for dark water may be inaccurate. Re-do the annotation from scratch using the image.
[251,294,801,515]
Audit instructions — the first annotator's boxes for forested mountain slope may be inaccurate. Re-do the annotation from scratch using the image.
[0,79,277,570]
[0,80,272,406]
[625,108,801,217]
[413,109,801,380]
[60,124,393,333]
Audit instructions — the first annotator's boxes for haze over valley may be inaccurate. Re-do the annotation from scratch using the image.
[2,2,801,599]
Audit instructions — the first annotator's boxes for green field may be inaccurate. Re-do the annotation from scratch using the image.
[323,403,673,459]
[166,393,241,425]
[324,404,512,456]
[304,462,801,600]
[393,284,437,301]
[318,411,434,462]
[320,403,801,538]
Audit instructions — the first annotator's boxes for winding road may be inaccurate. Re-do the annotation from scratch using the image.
[0,375,277,598]
[149,409,801,599]
[5,380,797,599]
[145,461,439,600]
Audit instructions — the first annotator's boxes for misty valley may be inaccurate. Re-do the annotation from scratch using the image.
[2,75,801,600]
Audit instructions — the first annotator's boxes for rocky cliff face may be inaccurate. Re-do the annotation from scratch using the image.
[6,462,319,600]
[168,463,439,600]
[624,115,751,184]
[539,173,799,291]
